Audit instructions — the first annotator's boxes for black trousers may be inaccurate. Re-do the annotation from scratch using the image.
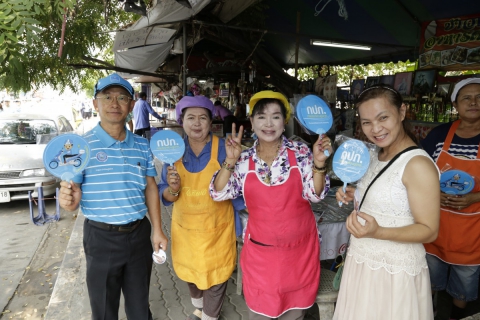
[83,217,153,320]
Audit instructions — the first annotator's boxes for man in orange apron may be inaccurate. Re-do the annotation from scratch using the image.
[422,78,480,320]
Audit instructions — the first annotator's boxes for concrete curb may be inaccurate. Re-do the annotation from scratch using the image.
[45,214,90,320]
[45,205,250,320]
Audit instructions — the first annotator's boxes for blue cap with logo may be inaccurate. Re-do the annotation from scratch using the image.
[94,73,134,98]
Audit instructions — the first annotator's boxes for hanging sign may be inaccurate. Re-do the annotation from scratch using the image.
[43,134,91,181]
[419,14,480,70]
[219,83,229,97]
[114,27,176,51]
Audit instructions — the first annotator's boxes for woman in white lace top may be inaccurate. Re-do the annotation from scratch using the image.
[333,85,440,320]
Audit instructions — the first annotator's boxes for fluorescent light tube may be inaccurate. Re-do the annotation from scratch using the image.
[311,40,371,51]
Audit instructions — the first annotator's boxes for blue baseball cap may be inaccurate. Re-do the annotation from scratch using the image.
[94,73,134,98]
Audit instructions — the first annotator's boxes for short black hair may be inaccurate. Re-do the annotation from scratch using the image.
[251,98,287,121]
[139,92,147,99]
[214,100,222,106]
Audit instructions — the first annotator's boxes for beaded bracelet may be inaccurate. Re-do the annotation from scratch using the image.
[168,186,180,196]
[222,161,235,172]
[312,165,326,175]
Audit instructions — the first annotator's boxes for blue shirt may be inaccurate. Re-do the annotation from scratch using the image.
[133,99,162,130]
[73,123,157,224]
[158,133,246,235]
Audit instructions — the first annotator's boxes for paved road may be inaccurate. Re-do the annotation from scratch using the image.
[0,116,96,319]
[0,199,76,319]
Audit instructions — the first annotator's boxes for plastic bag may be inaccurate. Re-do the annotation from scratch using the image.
[328,134,378,180]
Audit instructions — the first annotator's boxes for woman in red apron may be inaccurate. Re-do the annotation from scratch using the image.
[422,78,480,320]
[210,91,332,319]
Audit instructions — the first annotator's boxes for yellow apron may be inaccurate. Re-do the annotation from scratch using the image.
[171,135,236,289]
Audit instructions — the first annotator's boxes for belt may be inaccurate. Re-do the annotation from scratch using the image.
[86,218,143,233]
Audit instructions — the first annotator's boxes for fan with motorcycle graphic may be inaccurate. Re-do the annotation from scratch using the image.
[43,134,90,181]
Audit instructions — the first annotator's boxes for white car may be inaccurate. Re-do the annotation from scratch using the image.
[0,113,75,202]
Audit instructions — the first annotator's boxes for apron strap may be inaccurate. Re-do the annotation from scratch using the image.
[287,149,297,167]
[442,120,461,152]
[248,154,255,170]
[442,120,480,159]
[211,134,219,161]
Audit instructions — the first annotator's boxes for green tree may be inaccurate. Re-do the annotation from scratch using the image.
[290,61,415,85]
[0,0,140,94]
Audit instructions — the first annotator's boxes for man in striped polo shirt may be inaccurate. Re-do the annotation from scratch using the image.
[59,73,168,320]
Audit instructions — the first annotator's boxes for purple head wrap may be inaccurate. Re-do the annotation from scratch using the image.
[175,96,215,124]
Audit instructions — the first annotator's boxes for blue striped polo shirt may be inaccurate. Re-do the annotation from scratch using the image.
[73,123,157,224]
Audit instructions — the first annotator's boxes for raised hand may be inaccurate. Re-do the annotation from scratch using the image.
[59,180,82,212]
[336,185,355,206]
[225,123,244,162]
[313,134,333,165]
[167,166,181,192]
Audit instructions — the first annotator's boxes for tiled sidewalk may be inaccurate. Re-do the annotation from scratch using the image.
[45,203,249,319]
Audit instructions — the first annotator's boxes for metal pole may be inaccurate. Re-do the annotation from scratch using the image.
[182,22,187,95]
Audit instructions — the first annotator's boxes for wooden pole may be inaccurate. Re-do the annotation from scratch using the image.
[294,11,300,79]
[182,22,187,95]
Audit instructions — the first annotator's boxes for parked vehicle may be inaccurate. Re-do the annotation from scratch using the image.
[0,113,75,202]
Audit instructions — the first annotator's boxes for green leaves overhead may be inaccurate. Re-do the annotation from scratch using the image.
[0,0,141,94]
[292,62,414,85]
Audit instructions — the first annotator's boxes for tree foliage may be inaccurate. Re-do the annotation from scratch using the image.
[291,61,416,85]
[0,0,141,94]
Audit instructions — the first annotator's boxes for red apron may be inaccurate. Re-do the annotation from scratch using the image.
[241,149,320,317]
[424,120,480,265]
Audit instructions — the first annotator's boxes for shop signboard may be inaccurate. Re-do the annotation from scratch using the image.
[419,14,480,70]
[219,83,229,97]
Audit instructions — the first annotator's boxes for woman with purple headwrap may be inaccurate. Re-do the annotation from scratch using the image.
[158,95,245,320]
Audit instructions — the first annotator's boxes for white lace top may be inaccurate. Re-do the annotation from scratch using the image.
[348,149,435,276]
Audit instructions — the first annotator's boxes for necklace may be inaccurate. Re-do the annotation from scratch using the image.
[256,140,281,184]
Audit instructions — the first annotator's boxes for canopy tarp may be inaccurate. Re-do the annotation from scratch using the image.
[261,0,480,67]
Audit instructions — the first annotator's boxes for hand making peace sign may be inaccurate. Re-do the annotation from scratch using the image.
[225,123,244,162]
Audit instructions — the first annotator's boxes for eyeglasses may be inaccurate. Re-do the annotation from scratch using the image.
[96,94,132,106]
